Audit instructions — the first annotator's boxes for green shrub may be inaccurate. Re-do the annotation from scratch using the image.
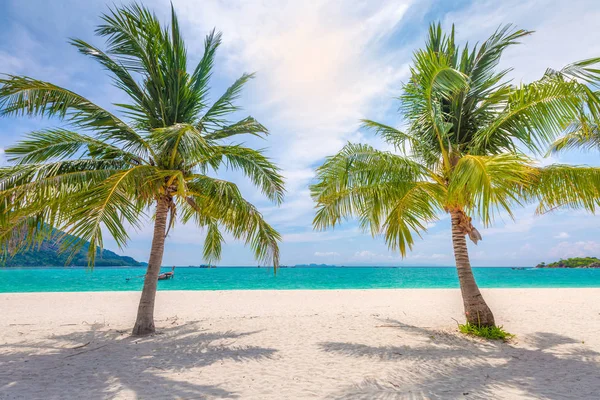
[458,322,514,341]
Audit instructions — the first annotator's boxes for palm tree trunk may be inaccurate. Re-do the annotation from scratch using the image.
[450,210,495,327]
[132,196,170,336]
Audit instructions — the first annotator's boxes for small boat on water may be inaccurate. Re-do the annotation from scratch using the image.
[158,266,175,280]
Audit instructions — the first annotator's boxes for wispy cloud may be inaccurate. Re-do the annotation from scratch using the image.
[407,253,450,260]
[282,228,361,244]
[314,251,340,257]
[353,250,396,262]
[550,241,600,258]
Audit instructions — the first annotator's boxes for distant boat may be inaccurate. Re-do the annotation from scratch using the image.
[511,267,526,270]
[158,266,175,280]
[198,264,214,269]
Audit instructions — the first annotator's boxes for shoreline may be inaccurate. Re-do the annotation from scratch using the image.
[4,285,600,294]
[4,282,600,294]
[3,289,600,399]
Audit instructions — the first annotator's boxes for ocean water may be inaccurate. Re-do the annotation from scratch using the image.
[1,266,600,293]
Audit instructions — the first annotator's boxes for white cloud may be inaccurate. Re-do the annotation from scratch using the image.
[554,232,570,239]
[481,214,537,236]
[0,51,24,72]
[354,250,379,258]
[550,241,600,258]
[406,253,450,260]
[261,190,315,227]
[314,251,340,257]
[352,250,399,262]
[177,0,414,165]
[520,243,533,253]
[282,228,361,243]
[0,24,77,85]
[350,250,450,264]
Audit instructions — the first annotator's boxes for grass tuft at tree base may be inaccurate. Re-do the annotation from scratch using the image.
[458,322,514,341]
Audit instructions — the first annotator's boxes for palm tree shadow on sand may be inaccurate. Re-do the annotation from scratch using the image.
[319,319,600,400]
[0,322,277,399]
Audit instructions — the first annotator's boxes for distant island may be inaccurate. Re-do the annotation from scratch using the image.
[2,230,144,267]
[536,257,600,269]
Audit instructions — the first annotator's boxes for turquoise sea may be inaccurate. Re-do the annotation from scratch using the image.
[1,266,600,293]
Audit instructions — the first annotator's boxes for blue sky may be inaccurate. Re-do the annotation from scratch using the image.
[2,0,600,266]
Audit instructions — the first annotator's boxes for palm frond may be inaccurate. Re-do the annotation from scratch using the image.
[0,163,163,266]
[5,129,142,165]
[186,175,281,268]
[448,153,536,225]
[199,73,254,129]
[382,182,445,255]
[360,120,416,152]
[97,3,163,73]
[0,159,130,201]
[473,77,586,154]
[69,38,148,107]
[179,197,224,264]
[311,143,438,236]
[149,123,213,169]
[548,57,600,87]
[202,218,223,264]
[528,165,600,214]
[97,3,201,127]
[466,25,531,97]
[61,165,168,264]
[200,145,284,204]
[191,29,222,105]
[548,122,600,153]
[0,76,153,157]
[400,47,469,168]
[205,117,268,141]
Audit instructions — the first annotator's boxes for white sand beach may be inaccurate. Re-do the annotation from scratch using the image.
[1,289,600,399]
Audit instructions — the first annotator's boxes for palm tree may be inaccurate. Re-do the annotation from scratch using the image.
[0,4,284,336]
[311,24,600,327]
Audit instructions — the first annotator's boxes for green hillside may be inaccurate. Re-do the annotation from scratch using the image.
[3,232,144,267]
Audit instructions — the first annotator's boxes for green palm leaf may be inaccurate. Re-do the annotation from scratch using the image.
[0,76,154,158]
[205,117,268,141]
[448,153,536,224]
[204,145,284,203]
[528,165,600,214]
[199,73,255,129]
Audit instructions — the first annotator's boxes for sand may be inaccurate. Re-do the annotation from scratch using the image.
[1,288,599,399]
